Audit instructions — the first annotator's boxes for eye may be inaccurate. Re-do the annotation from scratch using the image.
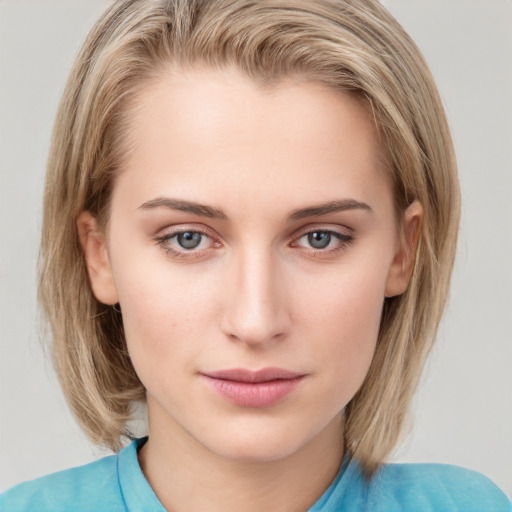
[293,228,353,253]
[156,227,219,258]
[164,230,212,251]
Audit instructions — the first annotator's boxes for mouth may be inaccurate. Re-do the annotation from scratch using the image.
[201,367,306,408]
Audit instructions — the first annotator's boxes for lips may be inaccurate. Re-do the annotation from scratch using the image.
[201,367,305,408]
[204,367,304,383]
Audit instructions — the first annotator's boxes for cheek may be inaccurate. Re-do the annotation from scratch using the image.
[298,257,386,336]
[112,258,220,379]
[295,262,387,394]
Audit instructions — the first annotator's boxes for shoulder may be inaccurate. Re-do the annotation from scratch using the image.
[368,462,512,512]
[0,453,126,512]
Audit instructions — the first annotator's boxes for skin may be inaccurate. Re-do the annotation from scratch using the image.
[78,66,422,512]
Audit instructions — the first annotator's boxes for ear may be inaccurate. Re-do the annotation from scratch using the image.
[385,200,423,298]
[77,211,119,305]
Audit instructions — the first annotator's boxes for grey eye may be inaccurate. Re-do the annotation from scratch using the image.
[176,232,203,249]
[307,232,331,249]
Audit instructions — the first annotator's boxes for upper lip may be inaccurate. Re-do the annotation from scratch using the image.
[202,367,305,383]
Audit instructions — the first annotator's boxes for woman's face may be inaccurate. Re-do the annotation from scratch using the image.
[81,66,419,462]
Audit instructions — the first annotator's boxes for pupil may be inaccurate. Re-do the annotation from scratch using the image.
[177,232,202,249]
[308,232,331,249]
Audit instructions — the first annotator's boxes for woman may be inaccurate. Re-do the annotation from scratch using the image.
[1,0,510,510]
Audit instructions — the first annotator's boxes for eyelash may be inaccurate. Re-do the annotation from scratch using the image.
[155,226,354,260]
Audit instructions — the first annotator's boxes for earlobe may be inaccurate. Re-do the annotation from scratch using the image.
[77,212,119,305]
[385,200,423,298]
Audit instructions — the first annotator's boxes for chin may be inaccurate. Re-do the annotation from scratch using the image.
[213,436,303,463]
[201,418,320,464]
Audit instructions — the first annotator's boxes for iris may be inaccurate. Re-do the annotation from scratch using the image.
[308,232,331,249]
[177,232,202,249]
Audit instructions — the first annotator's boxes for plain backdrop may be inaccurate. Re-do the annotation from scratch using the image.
[1,0,511,496]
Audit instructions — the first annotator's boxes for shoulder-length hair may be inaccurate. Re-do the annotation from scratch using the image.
[39,0,459,477]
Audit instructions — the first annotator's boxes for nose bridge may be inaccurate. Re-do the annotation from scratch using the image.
[221,242,288,346]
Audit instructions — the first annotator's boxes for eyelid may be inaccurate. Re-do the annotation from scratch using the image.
[291,223,354,239]
[155,222,220,239]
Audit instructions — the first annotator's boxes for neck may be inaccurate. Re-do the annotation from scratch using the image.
[138,401,345,512]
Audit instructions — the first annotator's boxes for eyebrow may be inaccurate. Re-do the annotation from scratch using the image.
[138,197,228,220]
[289,199,373,220]
[137,196,372,221]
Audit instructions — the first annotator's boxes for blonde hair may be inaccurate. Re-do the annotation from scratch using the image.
[39,0,460,477]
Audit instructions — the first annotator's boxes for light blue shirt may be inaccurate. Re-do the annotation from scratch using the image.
[1,437,510,511]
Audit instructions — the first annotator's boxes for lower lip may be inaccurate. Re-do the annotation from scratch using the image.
[203,376,304,408]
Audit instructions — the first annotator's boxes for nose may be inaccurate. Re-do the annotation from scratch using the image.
[219,247,290,348]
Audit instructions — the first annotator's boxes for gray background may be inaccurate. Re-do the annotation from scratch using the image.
[1,0,511,496]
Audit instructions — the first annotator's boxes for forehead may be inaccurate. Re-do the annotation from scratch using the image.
[113,66,392,215]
